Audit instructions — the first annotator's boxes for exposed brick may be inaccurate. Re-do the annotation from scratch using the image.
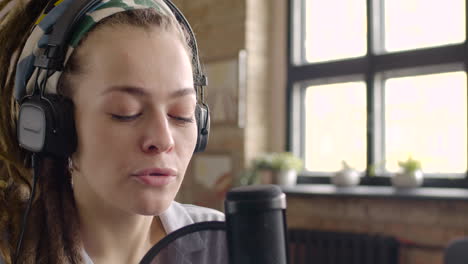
[343,199,369,221]
[400,248,443,264]
[287,196,468,264]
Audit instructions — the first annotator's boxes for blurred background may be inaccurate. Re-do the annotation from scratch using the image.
[173,0,468,263]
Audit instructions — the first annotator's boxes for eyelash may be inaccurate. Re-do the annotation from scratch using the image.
[169,115,195,123]
[110,113,194,123]
[111,113,142,121]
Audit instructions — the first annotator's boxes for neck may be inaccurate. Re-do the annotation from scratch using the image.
[72,173,166,264]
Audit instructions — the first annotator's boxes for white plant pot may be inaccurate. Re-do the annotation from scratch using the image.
[332,169,360,187]
[391,170,424,188]
[273,170,297,186]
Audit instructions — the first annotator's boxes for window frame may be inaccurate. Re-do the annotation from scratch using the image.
[286,0,468,188]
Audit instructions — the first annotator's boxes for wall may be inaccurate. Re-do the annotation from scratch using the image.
[170,1,468,263]
[287,195,468,264]
[172,0,286,210]
[172,0,246,209]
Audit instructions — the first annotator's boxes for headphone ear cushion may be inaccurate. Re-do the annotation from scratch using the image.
[194,103,210,153]
[50,95,77,157]
[17,95,76,157]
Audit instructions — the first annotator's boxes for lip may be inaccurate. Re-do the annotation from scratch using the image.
[131,167,177,177]
[131,167,178,187]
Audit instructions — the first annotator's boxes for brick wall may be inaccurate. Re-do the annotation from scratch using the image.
[172,0,247,208]
[172,0,281,209]
[287,195,468,264]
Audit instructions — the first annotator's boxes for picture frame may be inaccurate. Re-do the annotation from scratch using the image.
[203,50,246,128]
[193,153,232,189]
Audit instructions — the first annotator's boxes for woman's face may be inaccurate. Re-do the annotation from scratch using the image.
[69,24,197,215]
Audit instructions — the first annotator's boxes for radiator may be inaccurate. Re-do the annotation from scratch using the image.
[288,229,400,264]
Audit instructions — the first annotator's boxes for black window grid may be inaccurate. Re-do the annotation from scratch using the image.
[286,0,468,188]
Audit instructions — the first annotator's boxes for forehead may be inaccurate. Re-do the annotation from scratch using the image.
[71,25,194,98]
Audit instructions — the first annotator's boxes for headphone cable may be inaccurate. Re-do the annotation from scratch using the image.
[14,153,40,264]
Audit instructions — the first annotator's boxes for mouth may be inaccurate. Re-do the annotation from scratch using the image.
[132,167,177,176]
[131,167,177,187]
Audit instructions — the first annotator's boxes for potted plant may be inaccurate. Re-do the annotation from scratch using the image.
[391,156,423,188]
[252,152,303,186]
[331,161,360,187]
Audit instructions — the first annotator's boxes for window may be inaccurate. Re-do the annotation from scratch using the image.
[288,0,468,187]
[304,0,367,62]
[304,80,367,172]
[384,0,465,52]
[383,71,467,174]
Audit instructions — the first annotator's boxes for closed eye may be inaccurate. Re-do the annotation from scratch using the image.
[110,113,142,121]
[169,114,195,123]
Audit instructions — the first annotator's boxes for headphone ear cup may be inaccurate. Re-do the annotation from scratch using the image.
[194,103,210,153]
[17,94,76,157]
[17,98,50,154]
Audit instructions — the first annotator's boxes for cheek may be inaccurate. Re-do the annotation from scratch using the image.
[171,124,198,175]
[175,124,198,157]
[73,108,127,171]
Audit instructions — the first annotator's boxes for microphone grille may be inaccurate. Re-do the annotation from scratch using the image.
[226,184,283,202]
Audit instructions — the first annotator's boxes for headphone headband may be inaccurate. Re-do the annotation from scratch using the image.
[164,0,207,87]
[15,0,210,157]
[15,0,207,100]
[35,0,207,87]
[34,0,102,71]
[35,0,208,89]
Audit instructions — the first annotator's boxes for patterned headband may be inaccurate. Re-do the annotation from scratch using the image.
[14,0,173,101]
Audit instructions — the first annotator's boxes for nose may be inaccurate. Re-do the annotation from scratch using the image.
[141,113,174,154]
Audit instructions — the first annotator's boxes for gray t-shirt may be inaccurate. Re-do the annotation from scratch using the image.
[83,201,225,263]
[1,202,225,264]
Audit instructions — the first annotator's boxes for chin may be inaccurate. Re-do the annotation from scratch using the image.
[125,179,181,215]
[131,195,174,216]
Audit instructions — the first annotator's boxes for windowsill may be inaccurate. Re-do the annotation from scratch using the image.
[282,184,468,201]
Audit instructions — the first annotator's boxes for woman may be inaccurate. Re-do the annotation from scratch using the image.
[0,0,223,263]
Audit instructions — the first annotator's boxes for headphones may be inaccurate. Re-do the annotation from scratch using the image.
[15,0,210,158]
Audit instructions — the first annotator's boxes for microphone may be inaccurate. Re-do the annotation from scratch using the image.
[444,238,468,264]
[225,184,289,264]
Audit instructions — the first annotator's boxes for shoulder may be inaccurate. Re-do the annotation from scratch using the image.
[159,203,228,260]
[178,203,225,223]
[159,201,224,234]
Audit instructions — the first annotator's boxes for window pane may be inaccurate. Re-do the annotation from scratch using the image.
[305,0,367,63]
[385,0,465,52]
[305,82,367,172]
[385,72,467,174]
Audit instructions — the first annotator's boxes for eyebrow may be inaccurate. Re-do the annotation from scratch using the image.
[102,85,196,99]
